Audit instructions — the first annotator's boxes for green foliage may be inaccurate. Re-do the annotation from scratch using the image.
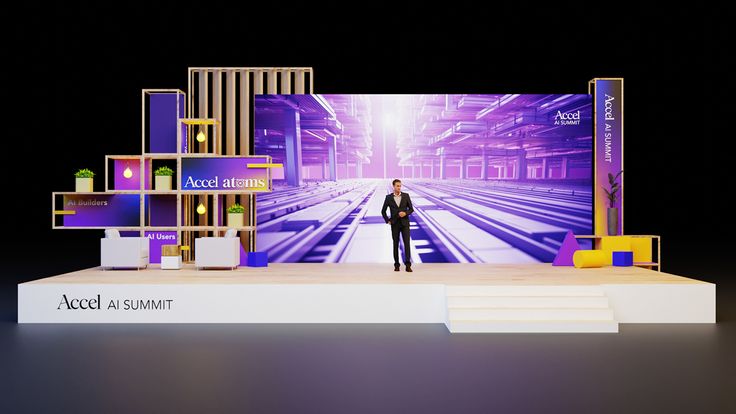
[603,170,623,208]
[74,168,95,178]
[154,166,175,176]
[227,203,245,214]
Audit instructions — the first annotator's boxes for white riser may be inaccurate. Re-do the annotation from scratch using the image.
[447,296,610,309]
[448,308,615,321]
[445,285,604,297]
[448,320,619,333]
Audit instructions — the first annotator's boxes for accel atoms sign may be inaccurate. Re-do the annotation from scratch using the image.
[180,156,275,192]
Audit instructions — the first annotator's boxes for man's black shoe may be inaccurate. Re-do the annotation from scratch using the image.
[406,265,413,272]
[394,264,400,271]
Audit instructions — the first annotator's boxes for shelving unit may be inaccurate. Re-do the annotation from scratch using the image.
[574,235,661,271]
[52,68,313,263]
[52,89,273,262]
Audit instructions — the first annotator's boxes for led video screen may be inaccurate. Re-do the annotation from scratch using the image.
[254,94,593,263]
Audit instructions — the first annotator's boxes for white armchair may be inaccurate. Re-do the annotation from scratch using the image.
[100,229,149,270]
[195,229,240,270]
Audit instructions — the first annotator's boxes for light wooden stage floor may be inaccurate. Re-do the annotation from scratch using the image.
[19,263,715,327]
[25,263,709,286]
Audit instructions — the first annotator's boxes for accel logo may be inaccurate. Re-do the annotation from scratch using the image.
[57,294,101,310]
[554,110,580,120]
[553,110,581,125]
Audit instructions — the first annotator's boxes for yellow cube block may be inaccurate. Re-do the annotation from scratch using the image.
[599,236,632,265]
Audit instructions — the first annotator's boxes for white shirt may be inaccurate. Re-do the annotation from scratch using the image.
[393,192,402,207]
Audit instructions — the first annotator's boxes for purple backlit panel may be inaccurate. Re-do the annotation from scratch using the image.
[148,195,176,226]
[63,194,140,227]
[145,231,178,264]
[180,123,188,153]
[181,157,270,192]
[113,159,151,190]
[255,94,593,264]
[149,93,184,154]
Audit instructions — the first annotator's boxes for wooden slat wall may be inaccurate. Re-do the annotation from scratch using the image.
[187,68,313,252]
[212,70,222,154]
[238,70,250,156]
[197,71,209,240]
[225,71,237,214]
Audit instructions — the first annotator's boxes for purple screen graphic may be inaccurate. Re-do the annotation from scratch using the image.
[63,194,140,227]
[255,94,593,264]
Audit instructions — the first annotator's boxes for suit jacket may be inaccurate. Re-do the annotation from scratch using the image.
[381,192,414,225]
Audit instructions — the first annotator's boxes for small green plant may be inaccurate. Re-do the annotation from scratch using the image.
[227,203,245,214]
[603,170,623,208]
[74,168,95,178]
[154,166,174,176]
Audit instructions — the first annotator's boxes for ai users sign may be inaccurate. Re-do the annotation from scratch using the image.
[181,156,272,192]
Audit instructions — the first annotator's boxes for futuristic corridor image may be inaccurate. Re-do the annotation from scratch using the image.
[254,94,593,263]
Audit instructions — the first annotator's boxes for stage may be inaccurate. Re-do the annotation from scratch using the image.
[18,263,715,332]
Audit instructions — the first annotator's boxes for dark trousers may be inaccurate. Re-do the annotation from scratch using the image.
[391,221,411,266]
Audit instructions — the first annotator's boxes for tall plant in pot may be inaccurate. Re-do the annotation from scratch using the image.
[604,170,623,236]
[74,168,95,192]
[154,166,174,191]
[227,203,245,228]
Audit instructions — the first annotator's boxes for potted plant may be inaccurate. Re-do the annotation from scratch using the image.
[154,166,174,191]
[227,203,245,227]
[74,168,95,192]
[604,170,623,236]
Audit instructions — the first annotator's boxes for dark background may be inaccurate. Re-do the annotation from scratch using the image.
[3,3,734,413]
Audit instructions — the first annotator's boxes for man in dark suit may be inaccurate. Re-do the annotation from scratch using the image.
[380,179,414,272]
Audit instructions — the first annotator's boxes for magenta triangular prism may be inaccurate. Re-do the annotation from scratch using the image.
[552,231,581,266]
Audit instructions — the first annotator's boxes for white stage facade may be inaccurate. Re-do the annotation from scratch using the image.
[18,263,715,333]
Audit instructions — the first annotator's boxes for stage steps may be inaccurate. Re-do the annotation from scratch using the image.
[444,285,618,333]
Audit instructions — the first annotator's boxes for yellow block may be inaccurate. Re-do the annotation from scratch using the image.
[54,210,76,215]
[246,163,283,169]
[573,250,608,268]
[599,236,632,265]
[630,237,652,263]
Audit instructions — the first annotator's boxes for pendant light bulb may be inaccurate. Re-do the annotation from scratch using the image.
[196,203,206,215]
[196,130,206,143]
[123,166,133,179]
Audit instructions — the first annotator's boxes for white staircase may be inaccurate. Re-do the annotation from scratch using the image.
[445,285,618,333]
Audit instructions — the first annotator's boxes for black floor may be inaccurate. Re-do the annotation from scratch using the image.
[1,249,735,414]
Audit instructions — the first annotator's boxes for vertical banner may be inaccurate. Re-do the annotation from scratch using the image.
[593,78,624,235]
